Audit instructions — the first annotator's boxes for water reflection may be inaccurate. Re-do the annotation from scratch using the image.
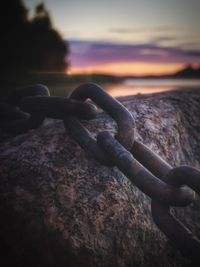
[106,79,200,97]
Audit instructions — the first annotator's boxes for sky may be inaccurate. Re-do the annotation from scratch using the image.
[24,0,200,76]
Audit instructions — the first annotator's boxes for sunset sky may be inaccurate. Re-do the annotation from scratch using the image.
[25,0,200,76]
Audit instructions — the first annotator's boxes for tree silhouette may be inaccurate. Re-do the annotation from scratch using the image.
[1,0,69,86]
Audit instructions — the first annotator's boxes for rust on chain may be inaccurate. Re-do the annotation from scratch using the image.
[131,140,200,192]
[127,139,200,260]
[64,116,112,166]
[151,166,200,261]
[0,84,49,134]
[0,84,97,134]
[97,131,195,207]
[64,82,135,166]
[70,83,135,150]
[151,202,200,262]
[131,140,172,179]
[19,96,98,120]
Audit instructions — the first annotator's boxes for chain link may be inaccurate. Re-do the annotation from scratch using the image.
[97,131,195,206]
[1,82,200,261]
[0,84,49,133]
[70,83,135,150]
[0,84,97,134]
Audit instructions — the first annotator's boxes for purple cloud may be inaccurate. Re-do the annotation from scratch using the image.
[68,40,200,68]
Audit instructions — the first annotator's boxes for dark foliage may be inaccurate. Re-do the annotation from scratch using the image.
[174,64,200,78]
[1,0,69,87]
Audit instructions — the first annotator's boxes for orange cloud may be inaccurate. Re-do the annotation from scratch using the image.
[69,62,183,76]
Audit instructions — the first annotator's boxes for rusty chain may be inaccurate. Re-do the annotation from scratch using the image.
[0,84,97,134]
[0,83,200,261]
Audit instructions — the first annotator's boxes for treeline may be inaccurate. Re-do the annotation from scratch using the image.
[174,65,200,78]
[1,0,69,87]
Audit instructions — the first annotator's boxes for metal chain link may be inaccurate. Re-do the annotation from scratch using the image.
[70,83,135,150]
[1,82,200,261]
[0,84,97,134]
[0,84,49,133]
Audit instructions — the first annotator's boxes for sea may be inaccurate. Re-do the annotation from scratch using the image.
[105,78,200,97]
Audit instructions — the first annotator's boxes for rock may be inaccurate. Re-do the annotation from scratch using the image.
[0,89,200,267]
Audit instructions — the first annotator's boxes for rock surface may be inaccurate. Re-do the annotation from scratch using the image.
[0,89,200,267]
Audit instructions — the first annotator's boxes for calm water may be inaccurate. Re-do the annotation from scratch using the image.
[106,78,200,97]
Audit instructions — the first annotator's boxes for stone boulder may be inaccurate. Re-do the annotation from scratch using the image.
[0,89,200,267]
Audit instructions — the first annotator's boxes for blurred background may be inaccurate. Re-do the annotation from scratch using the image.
[1,0,200,98]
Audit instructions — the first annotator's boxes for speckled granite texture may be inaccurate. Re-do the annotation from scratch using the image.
[0,89,200,267]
